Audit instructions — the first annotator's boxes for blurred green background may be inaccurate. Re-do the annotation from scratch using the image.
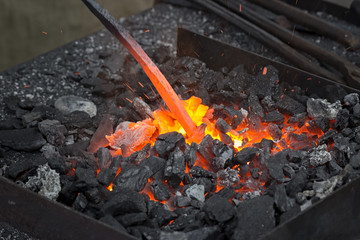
[0,0,154,72]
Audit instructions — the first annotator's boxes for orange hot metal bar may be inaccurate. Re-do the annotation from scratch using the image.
[82,0,197,137]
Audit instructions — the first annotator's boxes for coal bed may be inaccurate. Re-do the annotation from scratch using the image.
[1,1,360,240]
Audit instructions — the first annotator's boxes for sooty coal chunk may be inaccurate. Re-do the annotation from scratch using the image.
[72,193,88,212]
[233,147,259,166]
[215,118,231,133]
[151,180,171,201]
[184,142,197,168]
[267,123,282,141]
[102,188,146,216]
[75,167,98,188]
[47,154,68,174]
[218,168,240,187]
[315,117,330,133]
[7,158,34,179]
[349,152,360,169]
[233,195,275,240]
[198,134,215,161]
[0,128,46,151]
[186,226,220,240]
[189,166,216,179]
[0,118,23,130]
[263,110,285,124]
[274,184,293,212]
[276,95,306,115]
[155,132,185,158]
[224,106,243,129]
[266,156,285,181]
[87,114,114,153]
[96,147,113,169]
[335,109,350,130]
[59,140,90,157]
[211,140,234,170]
[319,129,338,144]
[116,212,148,227]
[113,165,151,192]
[286,170,307,198]
[38,119,67,146]
[97,168,116,186]
[203,195,234,222]
[164,147,185,188]
[139,155,166,177]
[150,205,177,226]
[343,93,359,106]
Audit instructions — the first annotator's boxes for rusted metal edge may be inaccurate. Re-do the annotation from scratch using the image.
[176,27,360,97]
[0,176,136,240]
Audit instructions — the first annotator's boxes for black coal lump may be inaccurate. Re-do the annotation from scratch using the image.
[224,106,243,129]
[75,167,99,189]
[0,128,46,152]
[198,134,215,161]
[350,152,360,169]
[7,158,34,179]
[102,188,146,216]
[47,154,68,174]
[113,165,151,192]
[286,170,307,198]
[149,205,177,226]
[154,132,185,158]
[233,147,259,166]
[189,166,216,179]
[265,156,285,181]
[233,195,275,240]
[150,180,171,201]
[168,211,199,231]
[96,147,113,169]
[335,108,350,130]
[164,147,185,188]
[315,117,330,133]
[274,184,293,212]
[184,142,197,168]
[276,95,306,115]
[116,212,148,227]
[139,155,166,176]
[263,110,285,124]
[97,168,116,186]
[215,118,231,133]
[203,195,234,222]
[267,123,282,141]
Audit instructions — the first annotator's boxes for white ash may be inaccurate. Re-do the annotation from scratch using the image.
[343,93,359,106]
[185,184,205,202]
[240,108,249,118]
[300,200,313,211]
[306,98,341,120]
[242,190,261,200]
[309,144,332,167]
[313,176,340,199]
[54,95,97,118]
[25,163,61,200]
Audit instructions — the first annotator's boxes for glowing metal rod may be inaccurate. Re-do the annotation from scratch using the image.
[82,0,197,137]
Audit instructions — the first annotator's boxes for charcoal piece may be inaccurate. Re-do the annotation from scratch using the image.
[261,96,276,112]
[233,195,275,240]
[31,105,64,121]
[257,138,274,150]
[350,152,360,169]
[96,147,112,169]
[328,160,342,175]
[333,134,351,154]
[189,166,216,179]
[274,184,293,212]
[92,83,116,97]
[353,103,360,118]
[192,177,215,193]
[87,114,114,153]
[0,118,23,130]
[287,112,307,124]
[116,212,147,227]
[132,97,154,120]
[174,193,191,208]
[216,187,236,199]
[7,158,34,179]
[0,128,46,151]
[343,93,359,106]
[168,212,199,231]
[335,109,350,130]
[97,168,116,186]
[99,215,126,232]
[102,188,146,216]
[184,142,197,168]
[315,117,330,133]
[113,165,151,192]
[267,123,282,141]
[248,113,262,131]
[233,147,259,166]
[61,111,93,129]
[250,168,260,179]
[212,140,234,161]
[266,157,285,181]
[59,140,90,157]
[309,144,332,167]
[224,106,243,129]
[316,166,330,180]
[319,129,338,144]
[54,95,97,118]
[72,193,88,212]
[185,184,205,202]
[186,226,220,240]
[217,167,240,187]
[38,119,67,146]
[150,180,171,201]
[283,164,295,178]
[154,132,185,158]
[203,195,234,222]
[198,134,215,161]
[150,205,177,226]
[263,110,285,124]
[215,118,231,133]
[307,98,341,120]
[47,154,68,174]
[164,147,185,188]
[139,156,166,176]
[129,143,151,164]
[276,95,305,115]
[75,167,98,188]
[286,170,307,198]
[218,132,233,146]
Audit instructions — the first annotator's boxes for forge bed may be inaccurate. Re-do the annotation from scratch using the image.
[1,1,360,240]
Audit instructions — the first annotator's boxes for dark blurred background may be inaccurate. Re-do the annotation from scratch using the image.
[0,0,154,72]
